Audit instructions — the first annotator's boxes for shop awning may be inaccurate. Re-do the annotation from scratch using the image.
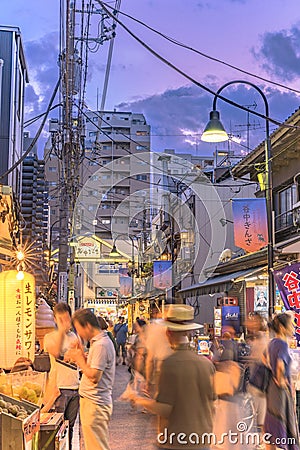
[179,266,266,298]
[275,236,300,254]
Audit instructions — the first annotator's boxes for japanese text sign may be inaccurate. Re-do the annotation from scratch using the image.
[232,198,268,252]
[0,270,35,369]
[274,263,300,343]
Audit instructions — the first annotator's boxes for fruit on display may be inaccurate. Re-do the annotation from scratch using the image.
[13,382,42,404]
[0,383,12,396]
[0,396,30,420]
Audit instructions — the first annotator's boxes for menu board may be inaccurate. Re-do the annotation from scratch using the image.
[214,307,222,337]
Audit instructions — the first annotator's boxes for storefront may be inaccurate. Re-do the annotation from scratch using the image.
[180,266,266,335]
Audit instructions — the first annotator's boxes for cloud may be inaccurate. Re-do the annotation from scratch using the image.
[117,82,300,154]
[253,26,300,81]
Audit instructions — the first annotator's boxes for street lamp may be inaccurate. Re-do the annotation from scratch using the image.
[201,80,274,315]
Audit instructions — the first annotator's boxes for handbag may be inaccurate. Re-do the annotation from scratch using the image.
[249,362,272,393]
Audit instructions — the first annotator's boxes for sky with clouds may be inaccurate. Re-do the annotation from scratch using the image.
[2,0,300,155]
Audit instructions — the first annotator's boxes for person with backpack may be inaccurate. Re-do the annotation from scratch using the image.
[113,316,128,365]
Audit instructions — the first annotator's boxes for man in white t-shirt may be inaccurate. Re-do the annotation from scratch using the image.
[65,308,115,450]
[44,302,80,449]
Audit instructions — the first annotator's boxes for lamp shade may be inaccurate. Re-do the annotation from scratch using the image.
[109,244,120,258]
[0,270,36,369]
[201,110,229,142]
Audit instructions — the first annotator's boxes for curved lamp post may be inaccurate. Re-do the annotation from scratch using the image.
[201,80,274,315]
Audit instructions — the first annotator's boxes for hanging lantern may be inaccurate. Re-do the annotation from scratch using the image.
[0,270,35,369]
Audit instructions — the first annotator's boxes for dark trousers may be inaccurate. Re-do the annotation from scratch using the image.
[55,388,79,448]
[116,342,127,359]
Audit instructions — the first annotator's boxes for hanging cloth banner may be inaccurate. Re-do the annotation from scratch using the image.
[232,198,268,252]
[274,262,300,342]
[153,260,172,290]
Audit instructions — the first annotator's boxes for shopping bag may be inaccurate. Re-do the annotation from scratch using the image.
[249,362,271,393]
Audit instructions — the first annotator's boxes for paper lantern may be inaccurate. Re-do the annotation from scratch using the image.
[0,270,35,369]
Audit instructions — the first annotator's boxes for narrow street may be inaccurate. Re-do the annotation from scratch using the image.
[73,364,157,449]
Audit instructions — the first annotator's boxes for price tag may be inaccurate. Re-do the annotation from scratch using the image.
[22,409,40,448]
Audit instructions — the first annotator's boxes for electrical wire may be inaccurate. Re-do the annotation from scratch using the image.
[0,78,61,180]
[97,1,300,131]
[100,1,300,96]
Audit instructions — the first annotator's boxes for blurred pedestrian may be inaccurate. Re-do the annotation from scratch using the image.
[123,304,215,449]
[65,308,115,450]
[144,307,173,397]
[113,316,128,365]
[44,302,80,449]
[98,316,117,354]
[245,312,269,438]
[264,313,299,450]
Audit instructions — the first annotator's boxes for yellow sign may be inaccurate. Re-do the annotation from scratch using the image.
[0,270,35,369]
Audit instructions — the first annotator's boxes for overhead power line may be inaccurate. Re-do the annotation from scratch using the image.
[97,1,300,131]
[0,78,60,180]
[101,1,300,96]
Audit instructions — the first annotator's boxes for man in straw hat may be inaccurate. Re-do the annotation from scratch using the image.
[125,304,215,449]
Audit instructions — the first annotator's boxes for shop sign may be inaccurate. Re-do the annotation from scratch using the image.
[197,336,210,355]
[95,287,118,298]
[222,306,240,334]
[274,263,300,344]
[75,236,101,259]
[153,260,172,290]
[232,198,268,252]
[0,270,35,369]
[22,409,40,448]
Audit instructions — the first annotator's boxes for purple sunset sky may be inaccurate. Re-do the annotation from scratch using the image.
[2,0,300,155]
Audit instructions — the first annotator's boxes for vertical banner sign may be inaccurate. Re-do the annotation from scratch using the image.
[0,270,35,369]
[232,198,268,252]
[274,263,300,344]
[222,306,240,335]
[58,271,68,302]
[153,261,172,290]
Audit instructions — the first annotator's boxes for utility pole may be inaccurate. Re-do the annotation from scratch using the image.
[58,0,81,304]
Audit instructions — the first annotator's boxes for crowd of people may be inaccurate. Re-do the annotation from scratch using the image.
[40,303,300,450]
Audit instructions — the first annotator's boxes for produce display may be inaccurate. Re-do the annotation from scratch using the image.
[13,381,42,404]
[0,382,12,396]
[0,395,30,420]
[0,371,46,405]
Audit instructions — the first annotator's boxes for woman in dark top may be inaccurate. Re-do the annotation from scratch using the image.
[264,313,299,450]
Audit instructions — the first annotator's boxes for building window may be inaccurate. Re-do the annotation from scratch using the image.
[48,181,57,186]
[136,131,148,136]
[48,167,57,172]
[90,175,99,181]
[89,190,99,197]
[101,219,111,224]
[89,131,97,137]
[136,175,147,181]
[88,204,97,212]
[276,184,297,230]
[136,145,147,151]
